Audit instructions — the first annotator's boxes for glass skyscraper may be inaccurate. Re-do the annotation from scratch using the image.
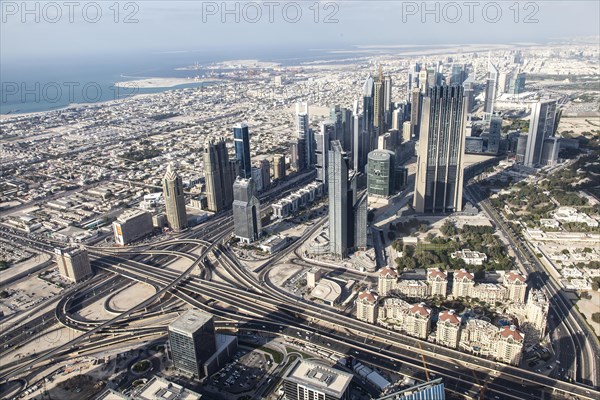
[233,123,252,179]
[414,85,466,214]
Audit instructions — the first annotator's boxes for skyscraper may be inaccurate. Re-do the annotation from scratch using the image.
[450,64,467,85]
[367,149,395,197]
[163,164,188,231]
[168,309,217,378]
[484,61,499,119]
[54,247,93,282]
[315,122,332,185]
[260,159,271,189]
[273,154,286,180]
[522,99,558,167]
[233,123,251,179]
[462,76,475,115]
[384,75,393,129]
[373,66,385,134]
[233,177,262,243]
[487,116,502,155]
[362,75,375,151]
[410,88,422,139]
[204,139,235,212]
[414,85,467,214]
[328,141,349,258]
[296,102,313,170]
[328,140,367,258]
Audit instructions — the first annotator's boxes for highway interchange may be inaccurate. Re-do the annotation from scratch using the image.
[1,172,599,400]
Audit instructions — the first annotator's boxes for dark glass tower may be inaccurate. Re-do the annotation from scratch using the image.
[414,85,466,214]
[233,123,251,179]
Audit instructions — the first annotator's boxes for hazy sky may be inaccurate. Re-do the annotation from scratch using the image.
[1,1,599,64]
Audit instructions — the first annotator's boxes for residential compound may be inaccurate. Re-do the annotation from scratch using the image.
[378,267,527,304]
[358,268,536,365]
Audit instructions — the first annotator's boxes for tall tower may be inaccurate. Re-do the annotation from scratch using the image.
[328,141,349,258]
[163,164,188,231]
[232,177,262,243]
[414,85,466,214]
[296,102,313,170]
[273,154,286,180]
[373,65,385,135]
[484,61,499,120]
[233,123,251,179]
[362,75,375,151]
[315,122,332,185]
[487,116,502,155]
[384,75,393,129]
[410,88,422,139]
[523,99,557,167]
[204,139,234,212]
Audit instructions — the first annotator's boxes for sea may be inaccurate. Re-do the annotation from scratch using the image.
[0,46,380,116]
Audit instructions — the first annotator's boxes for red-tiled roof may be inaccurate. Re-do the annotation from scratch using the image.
[500,325,524,341]
[455,269,474,281]
[409,303,431,317]
[380,267,398,278]
[428,268,447,280]
[358,291,377,303]
[439,310,461,325]
[506,271,526,283]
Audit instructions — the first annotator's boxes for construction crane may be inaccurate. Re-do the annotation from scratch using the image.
[416,342,430,381]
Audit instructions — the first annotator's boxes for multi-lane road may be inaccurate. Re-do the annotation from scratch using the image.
[466,183,599,388]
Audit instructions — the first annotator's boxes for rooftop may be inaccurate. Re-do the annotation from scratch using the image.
[286,360,353,397]
[168,309,213,336]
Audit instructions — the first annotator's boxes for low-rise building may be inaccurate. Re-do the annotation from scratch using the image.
[451,249,488,265]
[436,310,462,349]
[427,268,448,297]
[356,290,378,324]
[112,209,153,245]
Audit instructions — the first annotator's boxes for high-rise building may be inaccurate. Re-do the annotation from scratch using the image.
[232,177,262,243]
[328,141,350,258]
[327,140,367,257]
[250,167,264,192]
[413,85,466,214]
[204,138,235,212]
[484,61,499,119]
[515,133,528,163]
[373,66,385,134]
[54,247,93,282]
[522,99,557,167]
[356,290,378,323]
[233,123,251,179]
[113,209,153,245]
[487,116,502,155]
[315,122,332,185]
[384,75,393,129]
[410,88,422,139]
[367,149,395,198]
[450,64,467,85]
[273,154,286,180]
[260,159,271,189]
[418,69,429,94]
[436,310,462,348]
[282,360,353,400]
[168,309,217,378]
[163,164,188,231]
[541,137,561,166]
[463,76,475,115]
[363,75,374,138]
[296,102,314,170]
[353,191,368,250]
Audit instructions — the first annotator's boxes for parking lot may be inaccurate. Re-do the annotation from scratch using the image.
[209,348,270,395]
